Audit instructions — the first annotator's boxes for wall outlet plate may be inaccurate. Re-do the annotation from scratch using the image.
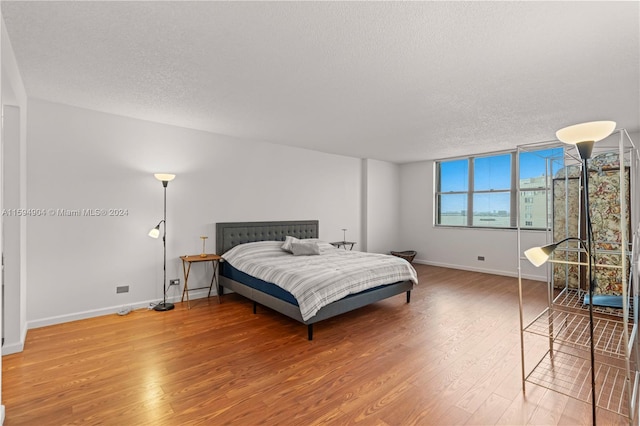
[170,279,180,286]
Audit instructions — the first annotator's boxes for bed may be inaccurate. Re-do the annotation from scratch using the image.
[216,220,417,340]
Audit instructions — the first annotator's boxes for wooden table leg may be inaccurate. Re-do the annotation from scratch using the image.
[209,260,219,303]
[207,260,215,298]
[181,260,192,309]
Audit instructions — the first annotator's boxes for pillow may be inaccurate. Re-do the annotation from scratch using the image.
[290,241,321,256]
[281,236,300,253]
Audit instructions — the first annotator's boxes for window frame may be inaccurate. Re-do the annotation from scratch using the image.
[435,149,551,230]
[435,158,471,226]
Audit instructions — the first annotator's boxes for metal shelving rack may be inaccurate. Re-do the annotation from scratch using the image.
[517,130,639,423]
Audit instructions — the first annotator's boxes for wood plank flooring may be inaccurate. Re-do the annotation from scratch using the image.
[2,264,633,425]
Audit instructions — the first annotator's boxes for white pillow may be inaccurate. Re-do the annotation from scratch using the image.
[281,236,300,253]
[291,241,321,256]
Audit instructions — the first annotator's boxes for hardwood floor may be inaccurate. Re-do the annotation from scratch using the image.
[2,264,633,425]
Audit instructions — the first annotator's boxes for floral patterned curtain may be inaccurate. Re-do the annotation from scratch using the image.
[552,153,630,295]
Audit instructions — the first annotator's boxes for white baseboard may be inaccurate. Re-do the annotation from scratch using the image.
[2,321,29,356]
[2,341,24,356]
[413,259,546,282]
[179,288,212,302]
[26,290,214,330]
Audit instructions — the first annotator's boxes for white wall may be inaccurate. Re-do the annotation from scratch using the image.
[1,15,29,367]
[2,106,20,348]
[24,99,363,328]
[363,159,401,254]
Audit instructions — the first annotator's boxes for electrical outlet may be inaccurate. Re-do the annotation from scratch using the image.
[170,279,180,286]
[477,256,485,261]
[116,285,129,294]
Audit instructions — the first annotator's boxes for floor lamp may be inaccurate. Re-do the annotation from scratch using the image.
[149,173,176,312]
[525,120,616,426]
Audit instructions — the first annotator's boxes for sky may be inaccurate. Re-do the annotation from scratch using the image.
[439,148,564,214]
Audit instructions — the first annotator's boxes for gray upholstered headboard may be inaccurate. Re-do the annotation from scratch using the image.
[216,220,319,254]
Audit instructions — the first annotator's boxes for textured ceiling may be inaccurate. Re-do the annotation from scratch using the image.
[2,1,638,163]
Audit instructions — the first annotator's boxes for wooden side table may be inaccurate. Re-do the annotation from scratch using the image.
[180,254,221,309]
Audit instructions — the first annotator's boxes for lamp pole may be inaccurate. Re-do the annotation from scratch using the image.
[153,175,175,311]
[580,151,596,426]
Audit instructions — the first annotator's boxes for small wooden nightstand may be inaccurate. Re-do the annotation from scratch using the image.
[180,254,222,308]
[330,241,356,250]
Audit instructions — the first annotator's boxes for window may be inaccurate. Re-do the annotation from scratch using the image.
[436,159,468,226]
[518,147,564,229]
[435,147,564,229]
[436,153,513,228]
[472,154,512,227]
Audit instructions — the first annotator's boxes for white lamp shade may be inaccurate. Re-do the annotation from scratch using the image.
[154,173,176,182]
[148,227,160,238]
[556,121,616,145]
[524,247,549,267]
[524,242,561,267]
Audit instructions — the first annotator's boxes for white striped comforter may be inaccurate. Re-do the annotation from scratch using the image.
[222,240,418,321]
